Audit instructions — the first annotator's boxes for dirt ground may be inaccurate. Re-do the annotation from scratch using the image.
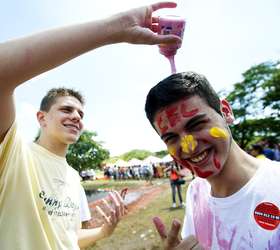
[86,181,169,228]
[126,182,169,213]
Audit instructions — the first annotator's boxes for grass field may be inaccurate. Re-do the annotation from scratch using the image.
[82,179,149,191]
[87,181,189,250]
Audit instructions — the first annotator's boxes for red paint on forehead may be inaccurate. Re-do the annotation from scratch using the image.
[155,99,200,134]
[165,106,181,127]
[156,112,168,134]
[181,102,199,117]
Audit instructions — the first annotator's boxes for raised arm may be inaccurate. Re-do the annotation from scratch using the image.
[0,1,180,143]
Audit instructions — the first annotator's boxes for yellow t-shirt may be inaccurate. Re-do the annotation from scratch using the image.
[0,123,82,250]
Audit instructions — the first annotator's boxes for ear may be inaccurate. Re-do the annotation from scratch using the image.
[36,111,47,127]
[220,99,234,124]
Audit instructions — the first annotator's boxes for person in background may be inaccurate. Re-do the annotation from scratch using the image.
[250,144,267,159]
[168,162,184,208]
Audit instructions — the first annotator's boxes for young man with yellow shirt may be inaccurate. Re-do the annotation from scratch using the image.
[0,2,180,249]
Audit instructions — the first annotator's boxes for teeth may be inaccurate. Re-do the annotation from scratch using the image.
[64,124,78,130]
[190,151,208,163]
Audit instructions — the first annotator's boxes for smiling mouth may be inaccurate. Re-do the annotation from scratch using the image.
[63,124,80,132]
[188,148,211,164]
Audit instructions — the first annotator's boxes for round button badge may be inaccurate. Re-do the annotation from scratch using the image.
[254,202,280,230]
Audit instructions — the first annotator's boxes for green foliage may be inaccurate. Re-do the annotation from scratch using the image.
[66,130,109,172]
[154,150,168,158]
[121,149,153,161]
[224,60,280,149]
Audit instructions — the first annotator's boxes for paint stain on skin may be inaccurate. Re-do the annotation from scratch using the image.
[213,154,221,170]
[209,127,228,139]
[181,135,197,154]
[194,167,214,178]
[168,146,176,157]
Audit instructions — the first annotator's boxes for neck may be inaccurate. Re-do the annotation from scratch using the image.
[36,134,68,157]
[208,141,259,198]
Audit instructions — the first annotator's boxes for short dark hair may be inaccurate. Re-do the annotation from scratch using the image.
[252,144,264,154]
[40,87,84,112]
[145,72,222,126]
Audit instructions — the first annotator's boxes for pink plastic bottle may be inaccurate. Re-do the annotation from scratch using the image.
[158,15,186,74]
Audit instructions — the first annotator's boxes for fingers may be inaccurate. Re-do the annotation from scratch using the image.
[155,33,182,45]
[153,216,168,239]
[151,23,159,33]
[179,235,202,250]
[96,205,111,224]
[167,219,181,247]
[120,188,128,200]
[151,2,177,12]
[108,190,126,218]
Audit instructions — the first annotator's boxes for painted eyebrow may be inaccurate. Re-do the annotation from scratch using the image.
[161,132,176,141]
[160,114,208,140]
[184,114,207,129]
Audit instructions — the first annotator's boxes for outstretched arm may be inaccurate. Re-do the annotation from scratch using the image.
[0,1,180,143]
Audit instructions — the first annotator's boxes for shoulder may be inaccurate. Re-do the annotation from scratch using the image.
[187,177,210,196]
[68,165,82,181]
[261,160,280,173]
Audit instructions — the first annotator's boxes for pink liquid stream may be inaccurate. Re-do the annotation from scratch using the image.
[168,55,176,74]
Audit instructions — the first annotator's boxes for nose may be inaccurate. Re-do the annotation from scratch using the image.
[71,109,82,122]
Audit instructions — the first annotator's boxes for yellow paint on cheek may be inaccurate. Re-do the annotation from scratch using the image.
[180,135,197,154]
[209,127,228,139]
[168,146,176,156]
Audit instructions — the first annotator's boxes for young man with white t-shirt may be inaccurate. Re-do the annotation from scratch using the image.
[145,72,280,249]
[0,2,181,249]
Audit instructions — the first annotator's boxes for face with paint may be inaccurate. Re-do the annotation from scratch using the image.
[153,96,234,179]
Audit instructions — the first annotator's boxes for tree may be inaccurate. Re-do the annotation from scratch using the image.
[155,150,168,158]
[121,149,153,161]
[223,61,280,149]
[66,130,110,172]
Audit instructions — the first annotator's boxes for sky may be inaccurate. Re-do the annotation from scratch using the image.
[1,0,280,156]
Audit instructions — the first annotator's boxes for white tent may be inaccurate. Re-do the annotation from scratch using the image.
[128,158,142,166]
[114,159,129,167]
[143,155,162,165]
[160,154,173,163]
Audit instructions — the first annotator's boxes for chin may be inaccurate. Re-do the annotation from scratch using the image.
[64,136,79,144]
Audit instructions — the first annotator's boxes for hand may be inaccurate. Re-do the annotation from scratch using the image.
[153,217,204,250]
[120,187,128,200]
[96,191,127,237]
[111,2,182,45]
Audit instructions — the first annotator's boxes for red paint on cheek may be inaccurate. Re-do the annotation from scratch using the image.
[213,154,221,170]
[193,167,214,178]
[201,139,209,144]
[172,156,193,172]
[181,102,199,117]
[156,113,168,134]
[165,106,181,127]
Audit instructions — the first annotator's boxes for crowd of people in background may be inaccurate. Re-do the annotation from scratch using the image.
[81,138,280,183]
[249,139,280,161]
[102,162,174,181]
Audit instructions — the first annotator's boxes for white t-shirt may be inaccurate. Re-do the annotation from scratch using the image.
[182,161,280,249]
[79,186,91,222]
